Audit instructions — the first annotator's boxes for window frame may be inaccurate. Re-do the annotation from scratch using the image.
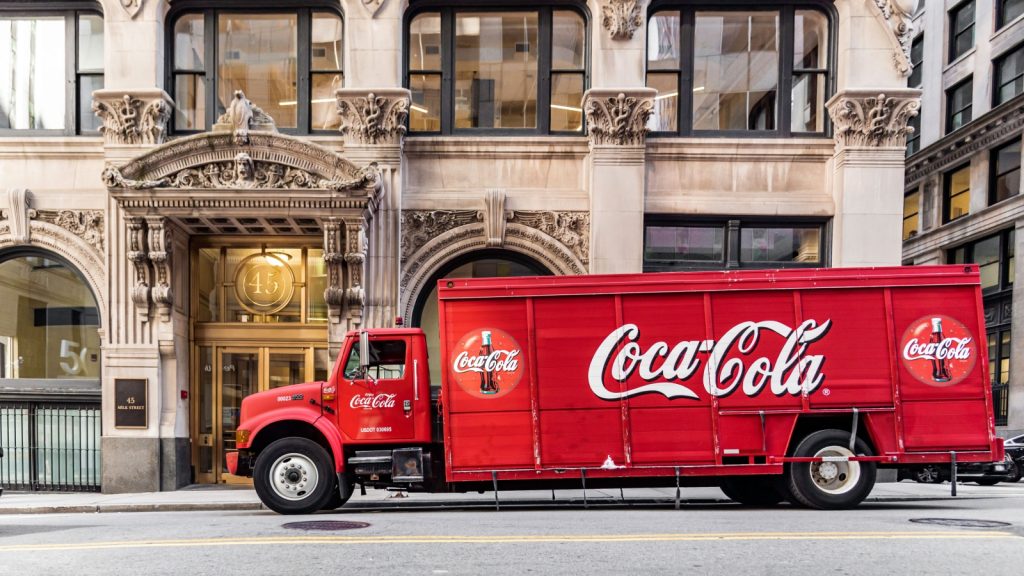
[903,190,920,240]
[943,163,972,224]
[989,138,1022,205]
[946,76,973,133]
[402,3,591,136]
[908,34,924,89]
[948,0,975,63]
[997,0,1024,30]
[165,2,344,136]
[994,42,1024,107]
[0,4,104,137]
[642,215,830,272]
[645,1,836,139]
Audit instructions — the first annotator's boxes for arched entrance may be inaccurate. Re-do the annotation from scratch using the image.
[411,249,551,386]
[0,249,102,490]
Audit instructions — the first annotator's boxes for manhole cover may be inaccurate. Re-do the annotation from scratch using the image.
[909,518,1011,528]
[282,521,370,531]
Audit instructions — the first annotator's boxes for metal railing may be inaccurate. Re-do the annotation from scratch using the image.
[0,401,101,492]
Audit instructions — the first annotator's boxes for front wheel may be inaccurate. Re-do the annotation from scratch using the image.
[254,437,335,515]
[785,429,876,510]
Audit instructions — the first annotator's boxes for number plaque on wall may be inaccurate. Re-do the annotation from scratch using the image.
[114,379,148,429]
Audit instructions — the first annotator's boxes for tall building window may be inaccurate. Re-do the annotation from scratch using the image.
[405,7,587,135]
[908,35,924,89]
[949,1,975,62]
[943,164,971,223]
[946,77,973,132]
[0,9,104,134]
[169,7,343,134]
[646,6,831,136]
[903,190,920,240]
[949,230,1014,426]
[990,139,1022,204]
[995,43,1024,105]
[643,217,826,271]
[998,0,1024,29]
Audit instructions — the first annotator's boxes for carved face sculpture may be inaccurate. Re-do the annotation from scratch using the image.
[234,153,255,183]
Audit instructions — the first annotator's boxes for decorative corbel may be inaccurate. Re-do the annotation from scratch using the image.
[343,218,367,326]
[868,0,918,78]
[482,189,508,247]
[145,216,173,321]
[3,188,36,245]
[126,217,152,322]
[322,218,346,324]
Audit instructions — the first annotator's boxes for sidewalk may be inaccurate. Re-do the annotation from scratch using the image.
[1,481,1020,515]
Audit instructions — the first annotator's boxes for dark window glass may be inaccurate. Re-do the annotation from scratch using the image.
[644,225,726,267]
[943,164,971,222]
[908,35,924,88]
[343,340,407,380]
[995,43,1024,105]
[647,7,830,136]
[906,111,921,156]
[990,328,1010,426]
[903,191,920,240]
[991,139,1022,204]
[949,1,975,62]
[0,10,104,135]
[949,230,1015,294]
[740,227,820,263]
[406,8,587,135]
[998,0,1024,29]
[170,8,343,134]
[946,78,972,132]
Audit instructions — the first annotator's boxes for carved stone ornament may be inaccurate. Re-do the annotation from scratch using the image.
[583,89,656,146]
[1,188,36,245]
[215,90,277,145]
[360,0,386,18]
[336,89,411,145]
[483,189,507,247]
[869,0,918,77]
[508,211,590,267]
[601,0,644,41]
[34,210,105,254]
[145,216,173,320]
[401,210,482,264]
[121,0,143,19]
[92,90,173,145]
[126,216,152,322]
[826,90,921,149]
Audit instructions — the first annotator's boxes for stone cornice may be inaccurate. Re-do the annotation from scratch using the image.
[905,93,1024,185]
[826,89,921,151]
[336,88,411,146]
[583,88,656,147]
[91,89,173,146]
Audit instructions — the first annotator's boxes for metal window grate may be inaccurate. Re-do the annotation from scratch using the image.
[0,401,101,492]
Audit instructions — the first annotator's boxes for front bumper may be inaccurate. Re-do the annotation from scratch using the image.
[225,450,253,477]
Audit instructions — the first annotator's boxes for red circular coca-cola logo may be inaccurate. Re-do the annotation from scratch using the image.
[900,314,977,388]
[450,328,524,399]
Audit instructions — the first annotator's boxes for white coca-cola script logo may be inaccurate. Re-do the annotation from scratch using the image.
[588,319,832,401]
[349,393,397,410]
[452,350,521,374]
[902,338,973,361]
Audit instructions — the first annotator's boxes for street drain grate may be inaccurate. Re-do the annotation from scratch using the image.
[909,518,1011,528]
[282,521,371,531]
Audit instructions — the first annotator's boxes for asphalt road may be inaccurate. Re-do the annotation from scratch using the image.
[2,486,1023,576]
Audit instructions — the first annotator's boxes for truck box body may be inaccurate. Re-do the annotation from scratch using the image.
[437,265,1000,483]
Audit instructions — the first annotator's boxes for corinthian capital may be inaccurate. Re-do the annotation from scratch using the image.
[336,88,411,145]
[583,88,656,147]
[826,89,921,150]
[601,0,644,41]
[91,89,173,146]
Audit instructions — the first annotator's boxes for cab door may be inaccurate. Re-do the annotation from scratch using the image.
[337,335,416,441]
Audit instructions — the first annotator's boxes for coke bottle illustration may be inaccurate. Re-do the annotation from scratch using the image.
[479,330,498,394]
[930,318,952,383]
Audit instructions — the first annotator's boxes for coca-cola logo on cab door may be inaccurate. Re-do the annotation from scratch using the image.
[450,328,524,399]
[900,314,977,387]
[349,392,397,410]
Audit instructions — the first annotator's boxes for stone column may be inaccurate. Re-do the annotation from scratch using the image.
[335,88,410,335]
[826,89,920,267]
[583,88,655,274]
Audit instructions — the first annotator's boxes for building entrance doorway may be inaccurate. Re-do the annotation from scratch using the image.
[190,240,330,484]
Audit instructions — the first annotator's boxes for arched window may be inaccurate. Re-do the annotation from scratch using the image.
[406,5,588,134]
[169,5,343,134]
[646,3,832,137]
[0,4,104,135]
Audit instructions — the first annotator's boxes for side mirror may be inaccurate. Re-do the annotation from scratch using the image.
[358,330,369,371]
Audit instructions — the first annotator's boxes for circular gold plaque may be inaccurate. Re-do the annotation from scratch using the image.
[233,253,295,315]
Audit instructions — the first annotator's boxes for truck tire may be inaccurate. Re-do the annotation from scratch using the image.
[321,476,353,510]
[254,437,335,515]
[785,429,876,510]
[719,476,787,506]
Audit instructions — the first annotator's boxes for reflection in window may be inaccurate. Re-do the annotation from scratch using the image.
[944,165,971,223]
[903,191,920,240]
[644,226,725,266]
[908,35,924,89]
[740,227,820,263]
[0,11,104,134]
[998,0,1024,30]
[946,78,972,132]
[791,10,827,133]
[0,255,100,380]
[995,44,1024,105]
[991,140,1021,205]
[344,340,407,380]
[949,1,975,62]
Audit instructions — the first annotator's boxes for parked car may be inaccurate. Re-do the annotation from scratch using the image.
[899,453,1017,485]
[1002,434,1024,482]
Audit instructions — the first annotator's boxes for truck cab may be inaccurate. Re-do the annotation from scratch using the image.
[227,328,437,514]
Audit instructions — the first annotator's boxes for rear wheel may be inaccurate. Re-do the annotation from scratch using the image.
[1007,459,1022,483]
[913,465,943,484]
[719,476,787,506]
[254,437,335,515]
[785,429,876,510]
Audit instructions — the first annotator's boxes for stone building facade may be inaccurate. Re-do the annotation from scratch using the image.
[0,0,919,492]
[902,0,1024,434]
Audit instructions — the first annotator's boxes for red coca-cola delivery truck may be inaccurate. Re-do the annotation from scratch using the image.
[227,265,1004,513]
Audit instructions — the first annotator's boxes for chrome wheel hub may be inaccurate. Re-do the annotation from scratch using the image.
[270,453,319,501]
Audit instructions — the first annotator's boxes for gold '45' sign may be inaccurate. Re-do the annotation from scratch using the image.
[234,253,295,315]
